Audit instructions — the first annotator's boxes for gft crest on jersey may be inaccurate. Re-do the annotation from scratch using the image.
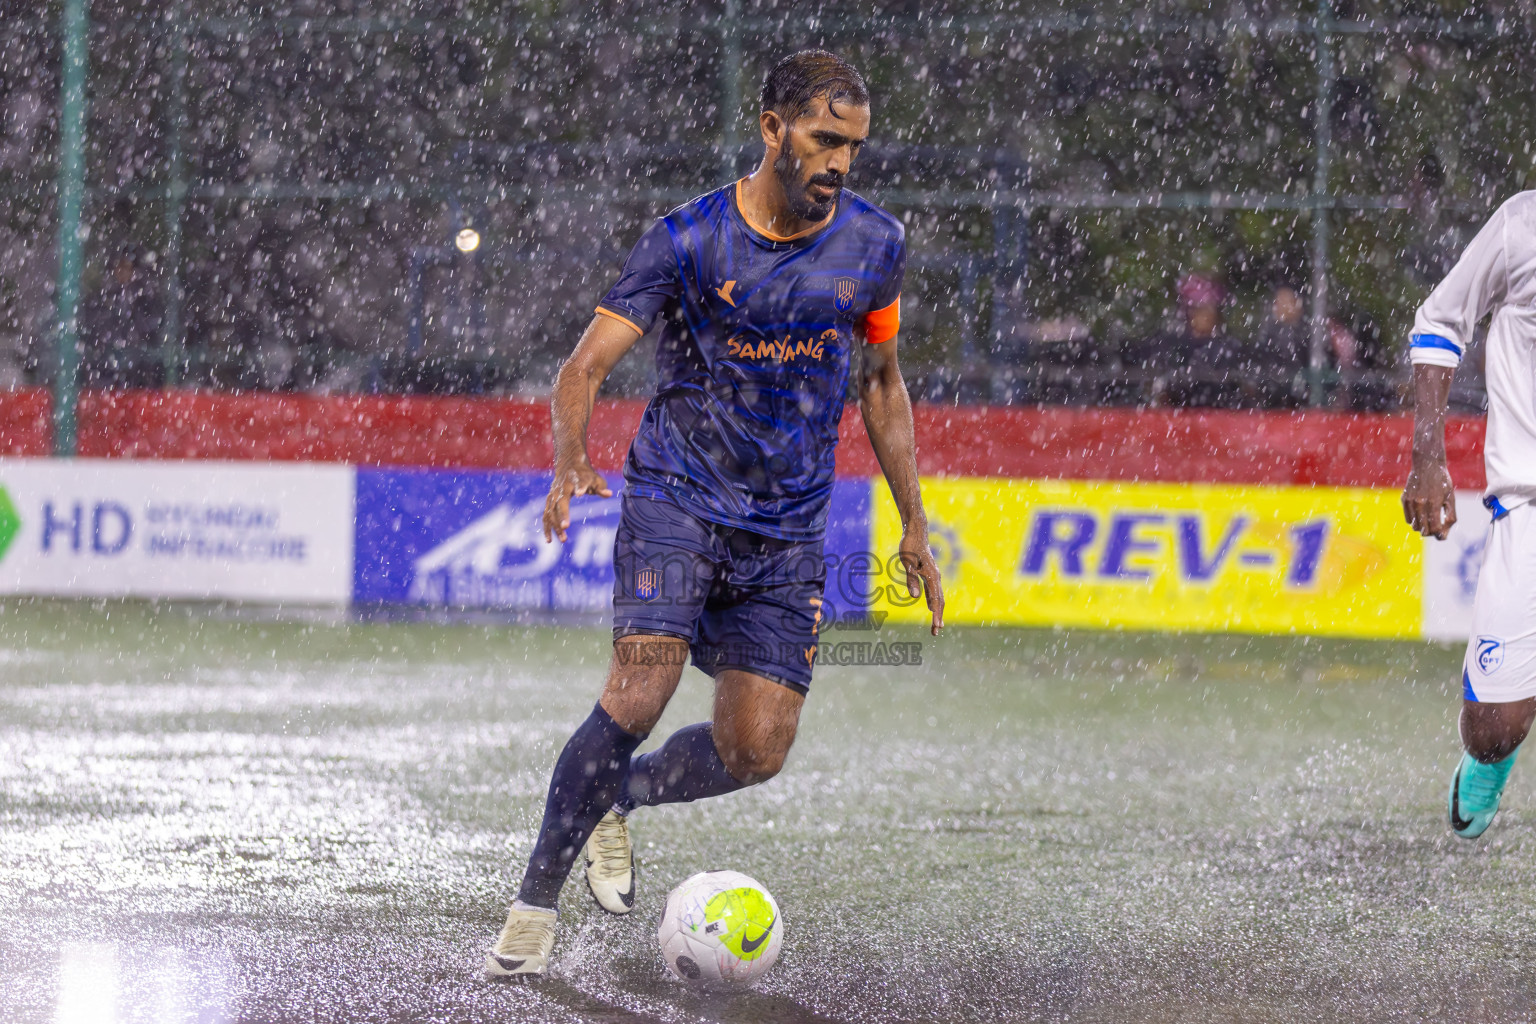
[1477,635,1505,675]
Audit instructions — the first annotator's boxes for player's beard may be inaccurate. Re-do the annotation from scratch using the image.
[773,147,842,223]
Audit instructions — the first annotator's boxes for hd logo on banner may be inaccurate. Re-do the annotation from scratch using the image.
[0,458,354,603]
[872,477,1425,639]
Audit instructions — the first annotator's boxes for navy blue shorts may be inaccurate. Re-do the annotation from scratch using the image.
[612,492,826,694]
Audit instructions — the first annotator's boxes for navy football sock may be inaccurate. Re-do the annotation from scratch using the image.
[516,703,645,909]
[614,722,746,813]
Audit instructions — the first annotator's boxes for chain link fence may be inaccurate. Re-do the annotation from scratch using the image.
[1,0,1529,432]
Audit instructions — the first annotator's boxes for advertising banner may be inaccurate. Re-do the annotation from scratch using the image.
[353,467,875,615]
[871,477,1424,639]
[0,458,354,603]
[0,454,1491,643]
[354,468,622,612]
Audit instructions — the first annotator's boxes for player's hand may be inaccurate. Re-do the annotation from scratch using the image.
[1402,458,1457,540]
[543,461,613,543]
[899,524,945,636]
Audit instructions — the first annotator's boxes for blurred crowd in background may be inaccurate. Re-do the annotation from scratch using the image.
[0,0,1525,414]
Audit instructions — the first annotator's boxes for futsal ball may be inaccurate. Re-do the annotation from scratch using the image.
[657,870,782,988]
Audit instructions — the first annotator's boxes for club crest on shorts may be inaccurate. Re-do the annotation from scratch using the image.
[1476,635,1504,675]
[635,566,662,602]
[834,277,857,313]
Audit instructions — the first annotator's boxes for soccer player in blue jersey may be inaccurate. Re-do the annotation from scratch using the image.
[485,50,944,977]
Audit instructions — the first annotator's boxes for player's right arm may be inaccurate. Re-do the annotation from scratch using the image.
[1403,363,1456,539]
[1401,197,1511,540]
[543,314,644,543]
[544,217,682,543]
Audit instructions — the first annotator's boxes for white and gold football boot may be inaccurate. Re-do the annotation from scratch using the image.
[583,810,636,914]
[484,903,557,978]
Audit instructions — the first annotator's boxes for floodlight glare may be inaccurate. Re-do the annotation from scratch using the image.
[455,227,481,253]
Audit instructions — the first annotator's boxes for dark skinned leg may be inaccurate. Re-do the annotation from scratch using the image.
[617,669,805,811]
[598,635,688,735]
[711,669,805,785]
[515,635,685,907]
[1461,697,1536,764]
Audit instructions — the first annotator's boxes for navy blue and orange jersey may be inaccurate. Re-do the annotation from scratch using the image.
[596,180,905,540]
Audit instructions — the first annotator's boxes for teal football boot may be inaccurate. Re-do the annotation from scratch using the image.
[1449,750,1517,839]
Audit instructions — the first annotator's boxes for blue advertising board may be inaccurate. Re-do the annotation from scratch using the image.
[354,467,872,617]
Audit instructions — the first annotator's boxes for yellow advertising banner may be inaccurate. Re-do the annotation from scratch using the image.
[870,478,1422,639]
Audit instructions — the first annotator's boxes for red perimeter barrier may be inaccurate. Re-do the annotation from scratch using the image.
[0,388,51,457]
[0,387,1488,490]
[850,403,1488,490]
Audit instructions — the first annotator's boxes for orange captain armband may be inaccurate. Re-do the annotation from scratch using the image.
[862,295,900,344]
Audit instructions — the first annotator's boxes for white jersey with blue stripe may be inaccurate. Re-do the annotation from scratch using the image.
[1410,190,1536,508]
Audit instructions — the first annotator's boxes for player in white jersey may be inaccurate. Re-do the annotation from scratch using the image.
[1403,190,1536,838]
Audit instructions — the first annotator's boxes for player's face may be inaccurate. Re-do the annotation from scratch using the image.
[768,95,870,222]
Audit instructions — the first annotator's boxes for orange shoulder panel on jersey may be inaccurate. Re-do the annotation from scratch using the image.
[862,295,900,344]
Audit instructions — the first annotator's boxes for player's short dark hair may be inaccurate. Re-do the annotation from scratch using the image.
[760,50,869,123]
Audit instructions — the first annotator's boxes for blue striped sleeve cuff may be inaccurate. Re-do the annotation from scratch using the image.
[1409,333,1463,355]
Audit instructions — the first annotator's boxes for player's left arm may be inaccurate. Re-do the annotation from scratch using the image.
[858,332,944,635]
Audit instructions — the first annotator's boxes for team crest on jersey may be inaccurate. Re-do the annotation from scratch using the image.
[636,567,662,602]
[834,277,858,313]
[1476,635,1504,675]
